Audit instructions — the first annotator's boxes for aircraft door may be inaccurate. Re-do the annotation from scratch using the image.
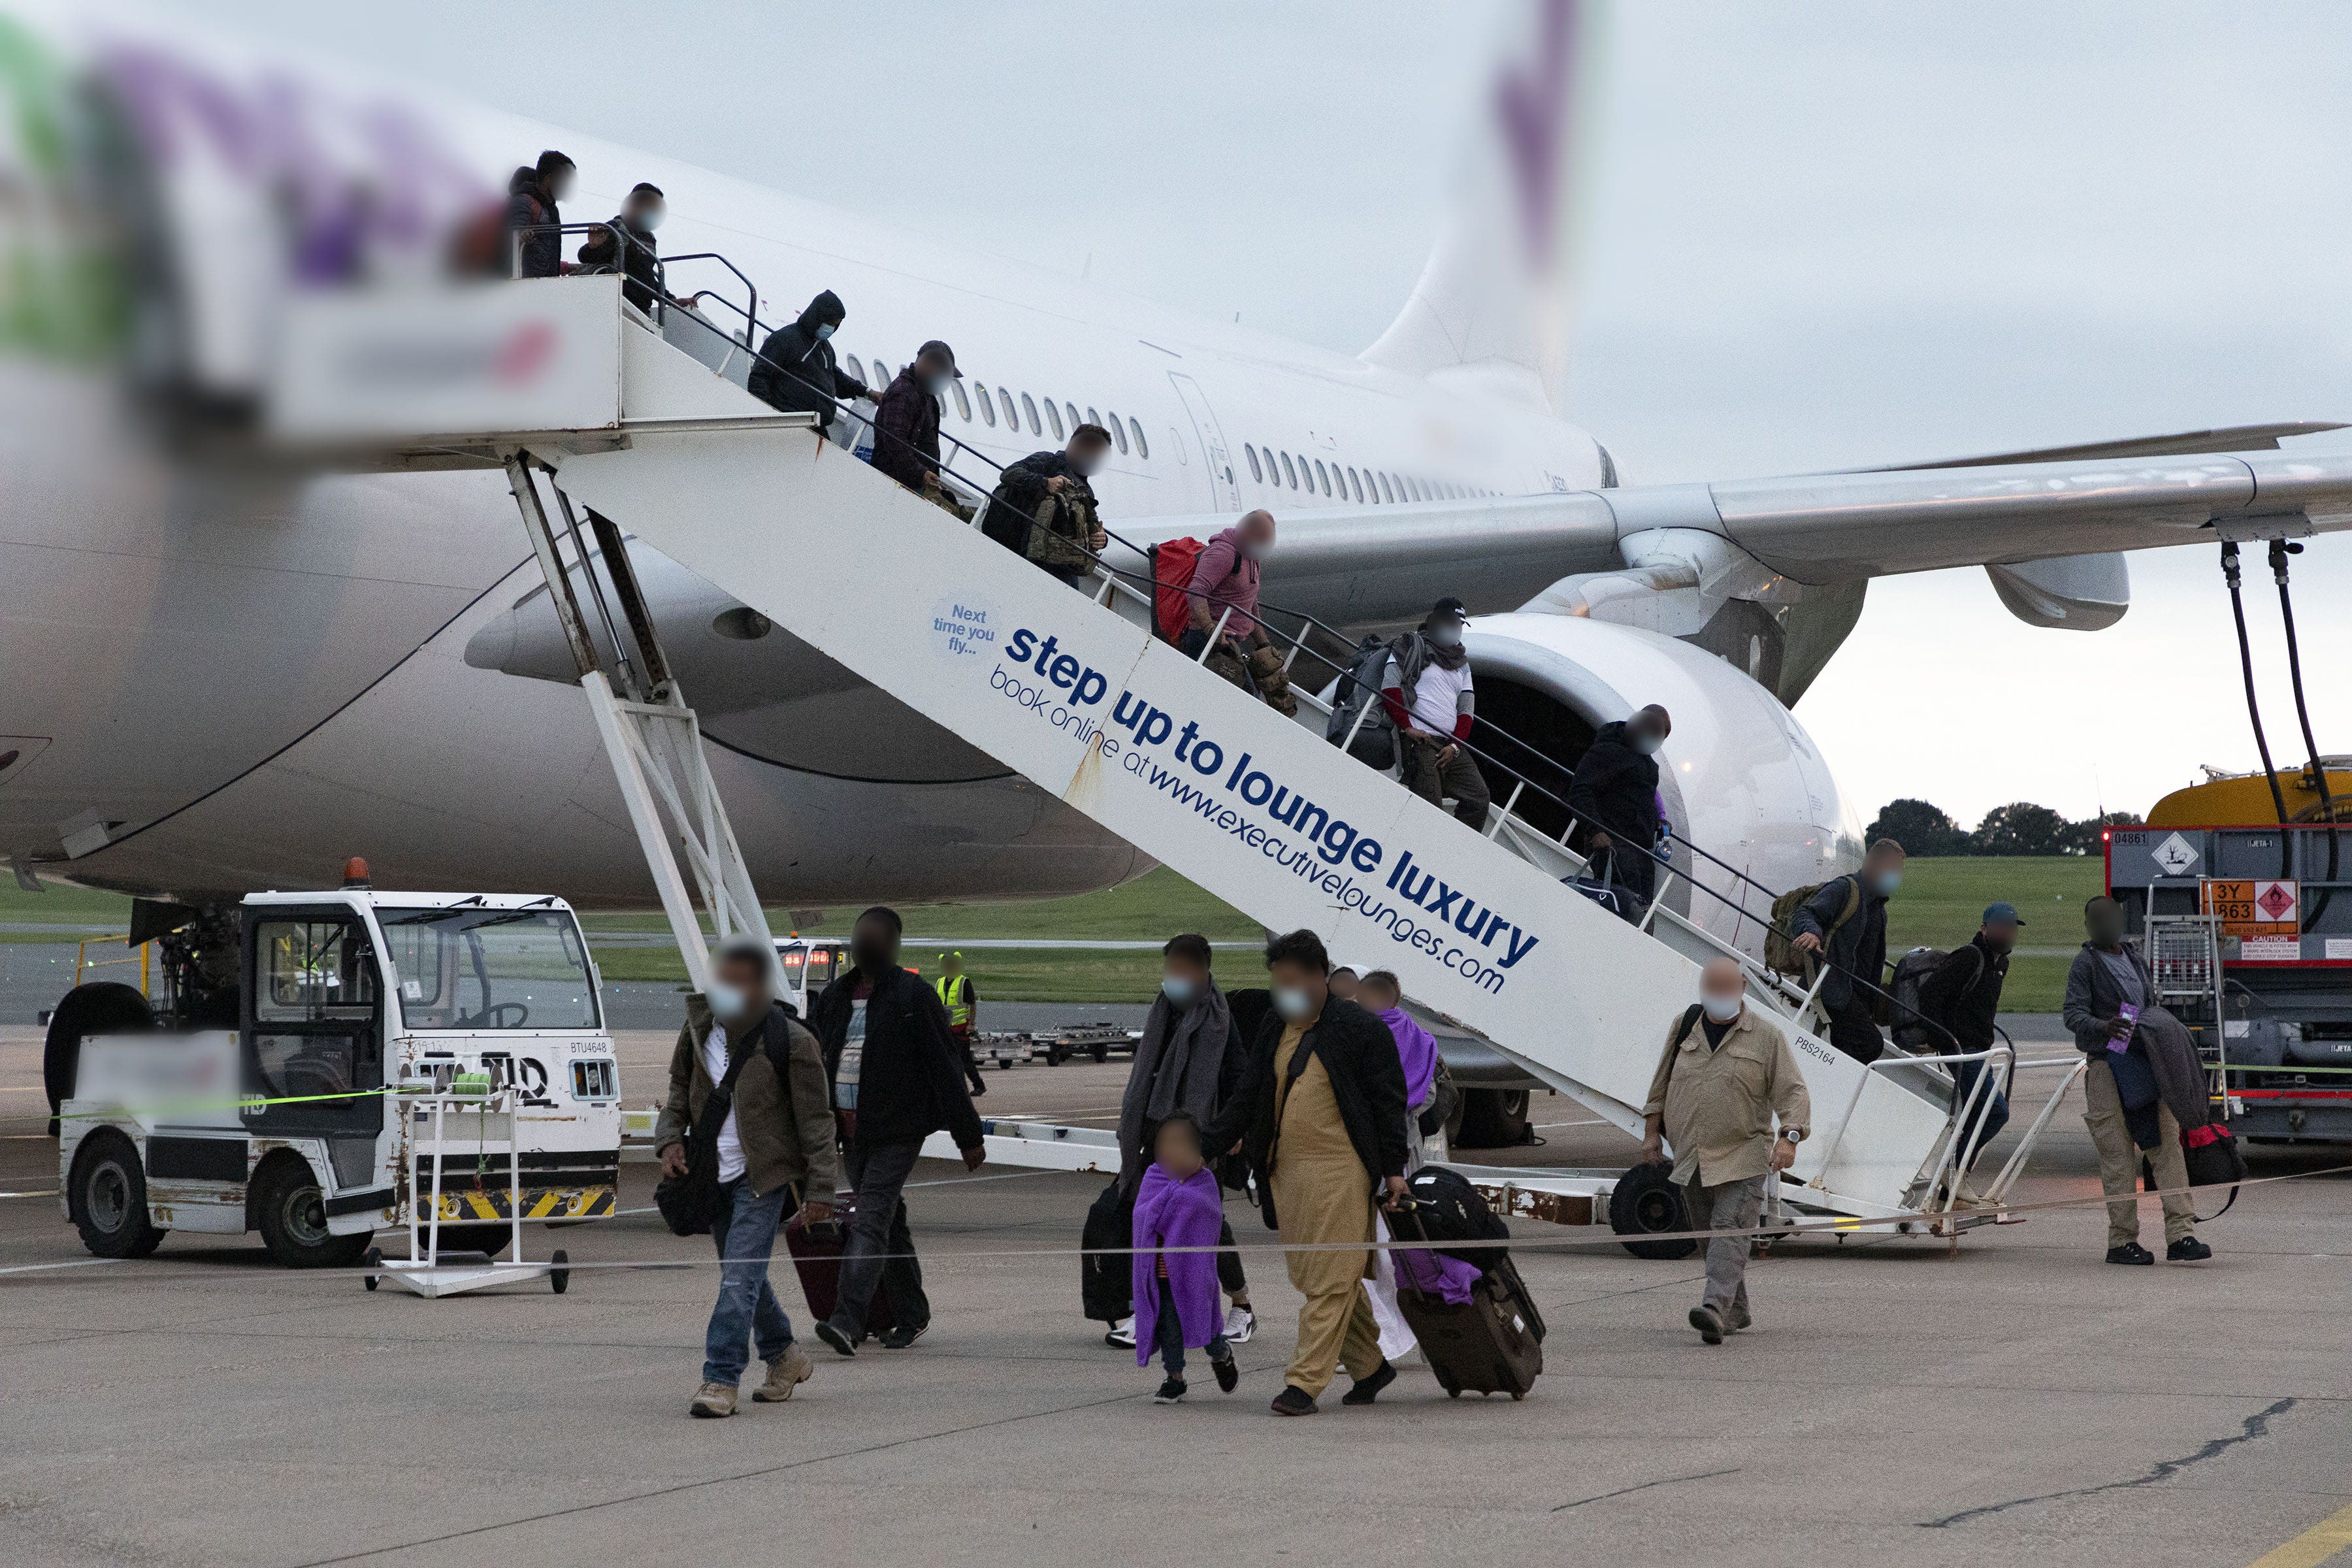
[1168,372,1240,510]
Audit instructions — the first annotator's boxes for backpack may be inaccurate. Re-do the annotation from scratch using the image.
[1149,537,1206,644]
[1765,875,1861,979]
[1079,1176,1135,1323]
[980,476,1036,557]
[2181,1122,2247,1220]
[1888,944,1990,1051]
[1324,634,1397,768]
[1402,1165,1512,1269]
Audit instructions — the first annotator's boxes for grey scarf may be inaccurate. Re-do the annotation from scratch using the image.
[1118,984,1233,1188]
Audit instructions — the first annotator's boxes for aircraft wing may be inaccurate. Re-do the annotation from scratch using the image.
[1103,443,2352,629]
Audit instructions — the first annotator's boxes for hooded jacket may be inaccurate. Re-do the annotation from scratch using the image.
[749,291,872,427]
[1566,719,1663,854]
[577,215,661,314]
[503,167,563,279]
[871,365,944,491]
[807,961,985,1149]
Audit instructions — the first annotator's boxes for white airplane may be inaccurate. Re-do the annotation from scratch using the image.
[5,0,2349,950]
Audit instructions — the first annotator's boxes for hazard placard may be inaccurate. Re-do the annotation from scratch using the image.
[2202,878,2300,955]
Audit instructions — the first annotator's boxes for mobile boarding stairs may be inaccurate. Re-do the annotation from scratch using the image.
[301,274,2083,1245]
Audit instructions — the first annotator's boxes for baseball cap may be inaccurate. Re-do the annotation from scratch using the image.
[1430,595,1469,624]
[1982,902,2025,926]
[917,339,962,376]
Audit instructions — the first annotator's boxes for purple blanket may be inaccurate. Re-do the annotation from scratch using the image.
[1379,1005,1439,1115]
[1130,1163,1224,1364]
[1392,1236,1482,1306]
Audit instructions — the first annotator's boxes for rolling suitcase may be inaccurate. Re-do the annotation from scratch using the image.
[784,1196,896,1339]
[1392,1205,1543,1399]
[1080,1176,1135,1324]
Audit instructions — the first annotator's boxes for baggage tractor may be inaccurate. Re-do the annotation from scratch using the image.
[1391,1205,1543,1399]
[1081,1176,1135,1323]
[784,1197,896,1339]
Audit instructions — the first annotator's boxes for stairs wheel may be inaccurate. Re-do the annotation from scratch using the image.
[1608,1161,1698,1260]
[363,1246,382,1291]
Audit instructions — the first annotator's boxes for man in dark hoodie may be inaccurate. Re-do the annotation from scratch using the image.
[749,290,875,429]
[504,150,574,279]
[807,906,986,1356]
[1792,839,1905,1064]
[871,340,964,510]
[575,182,666,315]
[1568,703,1671,922]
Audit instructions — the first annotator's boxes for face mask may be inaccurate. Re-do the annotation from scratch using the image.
[1428,625,1463,649]
[851,941,891,973]
[1240,540,1269,561]
[1272,985,1318,1022]
[705,981,747,1020]
[814,322,836,341]
[1873,870,1903,897]
[1160,976,1196,1008]
[637,208,664,232]
[1631,730,1662,755]
[1070,452,1103,477]
[925,372,952,396]
[1701,992,1742,1024]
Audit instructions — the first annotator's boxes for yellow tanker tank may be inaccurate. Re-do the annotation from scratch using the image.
[2147,761,2352,826]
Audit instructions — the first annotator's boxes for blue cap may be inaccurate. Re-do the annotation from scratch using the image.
[1982,902,2025,926]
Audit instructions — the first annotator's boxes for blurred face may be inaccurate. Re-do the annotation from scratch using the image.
[1069,435,1111,476]
[2086,898,2127,947]
[1328,967,1359,1001]
[710,953,770,1024]
[1358,977,1399,1011]
[918,352,954,392]
[1982,920,2019,955]
[941,954,962,977]
[1699,958,1744,1022]
[1628,707,1671,753]
[1268,958,1328,1022]
[1160,953,1211,1008]
[625,193,664,231]
[1426,615,1465,650]
[1153,1119,1205,1180]
[546,165,576,202]
[851,915,898,972]
[1867,845,1907,897]
[1238,510,1275,560]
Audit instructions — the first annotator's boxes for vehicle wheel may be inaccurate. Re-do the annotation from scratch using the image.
[253,1158,372,1268]
[1090,1043,1109,1064]
[1454,1088,1531,1150]
[550,1247,569,1295]
[1446,1388,1462,1399]
[69,1132,165,1258]
[363,1246,382,1291]
[44,982,154,1137]
[1045,1044,1064,1066]
[1608,1161,1697,1260]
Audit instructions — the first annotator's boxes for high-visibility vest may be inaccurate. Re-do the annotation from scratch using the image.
[934,972,973,1028]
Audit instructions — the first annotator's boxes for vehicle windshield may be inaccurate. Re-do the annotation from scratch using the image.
[778,943,838,989]
[374,906,598,1030]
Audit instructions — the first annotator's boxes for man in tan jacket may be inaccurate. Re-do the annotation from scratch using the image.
[656,939,839,1418]
[1641,956,1811,1345]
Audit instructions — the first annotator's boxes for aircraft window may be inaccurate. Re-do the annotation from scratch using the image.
[996,387,1017,427]
[1064,401,1081,433]
[1348,468,1364,503]
[1021,392,1040,434]
[1280,451,1298,489]
[1381,473,1397,502]
[1043,398,1064,440]
[1130,418,1148,459]
[1245,444,1264,483]
[976,383,996,426]
[845,355,867,386]
[1086,406,1102,429]
[1106,412,1129,454]
[951,380,972,420]
[1312,459,1330,496]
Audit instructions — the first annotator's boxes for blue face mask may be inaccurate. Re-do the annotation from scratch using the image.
[1273,985,1318,1021]
[705,980,747,1020]
[814,321,836,340]
[1160,976,1196,1008]
[1874,870,1903,896]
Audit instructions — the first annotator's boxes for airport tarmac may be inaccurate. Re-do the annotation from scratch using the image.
[1,1022,2347,1568]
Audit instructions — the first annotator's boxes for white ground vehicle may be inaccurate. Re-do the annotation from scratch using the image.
[772,937,848,1017]
[59,889,623,1267]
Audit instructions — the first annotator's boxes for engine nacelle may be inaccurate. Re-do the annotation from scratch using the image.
[1462,612,1866,960]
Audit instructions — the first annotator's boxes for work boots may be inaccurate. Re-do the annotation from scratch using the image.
[752,1344,815,1402]
[689,1381,738,1418]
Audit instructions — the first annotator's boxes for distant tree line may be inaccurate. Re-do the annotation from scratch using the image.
[1866,798,2143,857]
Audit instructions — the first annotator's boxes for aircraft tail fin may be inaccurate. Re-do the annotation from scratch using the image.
[1360,0,1598,412]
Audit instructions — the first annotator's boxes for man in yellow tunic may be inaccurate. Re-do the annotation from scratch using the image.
[1209,930,1411,1416]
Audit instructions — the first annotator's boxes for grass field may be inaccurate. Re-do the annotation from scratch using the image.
[8,859,2105,1006]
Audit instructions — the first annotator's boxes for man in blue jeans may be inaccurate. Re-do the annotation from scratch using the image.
[655,940,840,1418]
[1919,902,2021,1205]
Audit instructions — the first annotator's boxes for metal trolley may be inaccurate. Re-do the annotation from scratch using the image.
[365,1085,570,1298]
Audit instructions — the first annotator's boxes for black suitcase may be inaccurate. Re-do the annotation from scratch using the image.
[1392,1206,1543,1399]
[1080,1177,1135,1324]
[1403,1165,1512,1268]
[784,1197,896,1339]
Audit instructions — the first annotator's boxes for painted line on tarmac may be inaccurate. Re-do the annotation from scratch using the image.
[0,1189,58,1199]
[0,1257,120,1277]
[2247,1497,2352,1568]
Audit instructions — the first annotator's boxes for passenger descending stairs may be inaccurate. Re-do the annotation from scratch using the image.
[489,282,1955,1220]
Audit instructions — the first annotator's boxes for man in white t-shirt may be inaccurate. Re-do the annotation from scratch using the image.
[1379,597,1488,830]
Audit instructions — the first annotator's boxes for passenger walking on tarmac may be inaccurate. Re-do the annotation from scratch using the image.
[1382,598,1489,831]
[1132,1112,1241,1403]
[1356,970,1441,1169]
[983,423,1113,586]
[1182,510,1295,715]
[655,939,839,1418]
[749,289,875,430]
[1790,839,1904,1064]
[1918,902,2021,1204]
[1112,934,1255,1349]
[1567,703,1671,923]
[2063,897,2212,1266]
[504,150,575,279]
[933,950,988,1098]
[872,340,968,514]
[1206,928,1410,1416]
[1641,956,1810,1346]
[574,182,666,315]
[808,907,987,1356]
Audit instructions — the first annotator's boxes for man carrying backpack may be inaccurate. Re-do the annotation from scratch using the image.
[1790,838,1906,1064]
[655,940,838,1418]
[1918,902,2020,1202]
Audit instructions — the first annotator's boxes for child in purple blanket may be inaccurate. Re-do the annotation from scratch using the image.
[1131,1113,1240,1403]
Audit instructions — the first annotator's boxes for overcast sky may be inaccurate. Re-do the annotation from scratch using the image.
[159,0,2352,827]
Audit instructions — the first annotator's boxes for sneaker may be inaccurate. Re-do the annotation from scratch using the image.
[1211,1353,1239,1394]
[1270,1384,1318,1417]
[1221,1304,1256,1344]
[2106,1241,2155,1266]
[689,1381,738,1418]
[752,1345,813,1402]
[2166,1236,2213,1262]
[1689,1305,1725,1345]
[1340,1359,1397,1406]
[878,1320,930,1350]
[1153,1376,1187,1405]
[813,1317,858,1357]
[1104,1315,1137,1350]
